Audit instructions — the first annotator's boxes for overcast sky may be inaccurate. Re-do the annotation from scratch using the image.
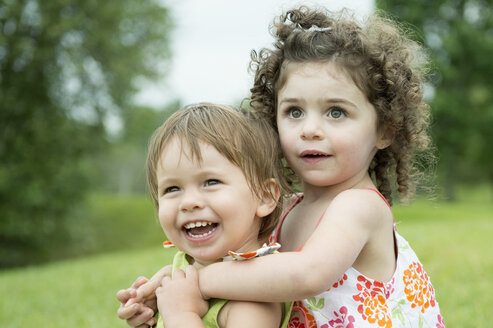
[134,0,374,108]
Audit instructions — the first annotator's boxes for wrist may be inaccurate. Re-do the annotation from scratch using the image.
[198,267,211,300]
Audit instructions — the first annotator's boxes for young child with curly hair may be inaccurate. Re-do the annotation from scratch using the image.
[118,7,444,328]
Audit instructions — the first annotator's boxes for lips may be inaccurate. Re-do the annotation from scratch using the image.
[300,150,330,158]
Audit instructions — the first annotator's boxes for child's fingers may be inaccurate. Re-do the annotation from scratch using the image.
[136,265,172,300]
[116,288,136,304]
[125,304,154,327]
[116,276,147,304]
[132,276,149,289]
[117,302,139,320]
[135,278,161,301]
[143,297,157,309]
[145,316,158,327]
[172,269,185,279]
[160,276,171,286]
[185,265,207,301]
[185,265,198,281]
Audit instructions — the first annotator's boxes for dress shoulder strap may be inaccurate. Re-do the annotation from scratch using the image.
[362,187,396,229]
[362,187,392,210]
[363,188,399,259]
[269,194,303,244]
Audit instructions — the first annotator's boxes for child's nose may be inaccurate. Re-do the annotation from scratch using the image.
[179,188,205,212]
[301,117,323,140]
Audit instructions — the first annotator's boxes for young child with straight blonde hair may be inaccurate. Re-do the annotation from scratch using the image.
[119,103,292,327]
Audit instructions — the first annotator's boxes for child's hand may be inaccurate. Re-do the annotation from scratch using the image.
[156,265,208,325]
[116,265,172,327]
[117,276,157,327]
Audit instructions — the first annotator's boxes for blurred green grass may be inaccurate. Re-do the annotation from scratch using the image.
[0,189,491,327]
[63,193,164,258]
[0,246,177,327]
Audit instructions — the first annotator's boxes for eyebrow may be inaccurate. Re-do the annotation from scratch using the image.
[326,98,358,108]
[278,97,301,105]
[278,97,357,108]
[157,176,175,188]
[157,168,223,185]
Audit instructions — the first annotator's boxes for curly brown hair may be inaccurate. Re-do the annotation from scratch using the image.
[248,7,434,205]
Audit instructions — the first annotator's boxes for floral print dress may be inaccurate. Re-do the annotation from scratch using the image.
[270,190,444,328]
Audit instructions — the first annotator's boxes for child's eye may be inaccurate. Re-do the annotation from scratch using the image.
[204,179,221,187]
[288,107,304,119]
[164,186,180,194]
[328,107,346,119]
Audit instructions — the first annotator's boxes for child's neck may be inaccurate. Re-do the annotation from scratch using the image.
[301,174,375,204]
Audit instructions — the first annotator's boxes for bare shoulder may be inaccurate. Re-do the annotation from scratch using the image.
[329,188,393,228]
[218,300,282,328]
[331,189,396,281]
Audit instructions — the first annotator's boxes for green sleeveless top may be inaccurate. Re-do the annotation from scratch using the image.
[157,251,292,327]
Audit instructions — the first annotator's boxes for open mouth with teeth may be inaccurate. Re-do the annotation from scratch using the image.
[183,221,218,239]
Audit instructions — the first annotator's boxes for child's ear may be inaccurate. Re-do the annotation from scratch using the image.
[376,125,393,150]
[256,179,280,218]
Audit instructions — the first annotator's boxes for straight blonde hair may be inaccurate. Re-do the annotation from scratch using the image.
[146,103,291,241]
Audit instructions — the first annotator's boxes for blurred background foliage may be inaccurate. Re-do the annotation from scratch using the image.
[377,0,493,200]
[0,0,492,269]
[0,0,178,267]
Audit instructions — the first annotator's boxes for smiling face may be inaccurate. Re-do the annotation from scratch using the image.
[276,61,386,191]
[156,137,266,267]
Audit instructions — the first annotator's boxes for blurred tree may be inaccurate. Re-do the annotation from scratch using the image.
[95,100,181,195]
[377,0,493,201]
[0,0,172,267]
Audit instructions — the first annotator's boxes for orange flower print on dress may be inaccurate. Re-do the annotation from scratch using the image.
[403,262,436,314]
[289,301,318,328]
[352,275,392,328]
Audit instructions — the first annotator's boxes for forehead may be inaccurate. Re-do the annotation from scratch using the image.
[282,61,353,84]
[159,137,206,167]
[158,137,242,174]
[278,61,368,101]
[156,137,254,187]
